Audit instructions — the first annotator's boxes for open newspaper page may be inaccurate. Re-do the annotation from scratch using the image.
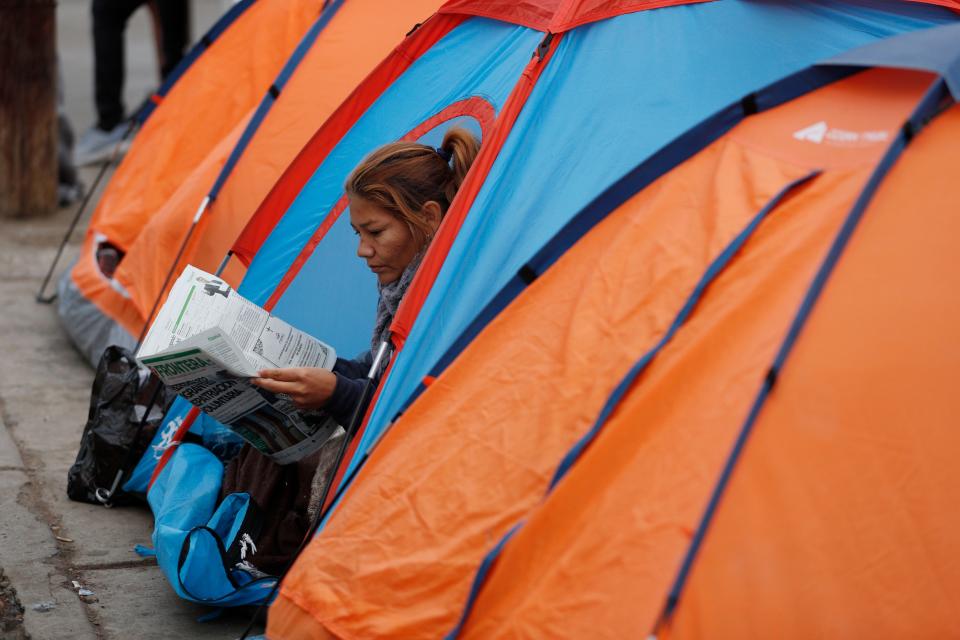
[137,266,340,465]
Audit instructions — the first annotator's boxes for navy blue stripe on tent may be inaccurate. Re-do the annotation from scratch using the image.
[392,65,860,422]
[444,169,820,638]
[209,0,347,200]
[549,170,819,490]
[651,77,953,635]
[444,523,523,640]
[137,0,258,124]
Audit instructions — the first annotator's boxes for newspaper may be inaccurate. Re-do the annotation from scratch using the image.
[137,265,340,464]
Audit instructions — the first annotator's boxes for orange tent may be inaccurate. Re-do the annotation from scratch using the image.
[59,0,442,364]
[268,18,960,640]
[456,70,960,640]
[59,0,323,364]
[112,0,443,341]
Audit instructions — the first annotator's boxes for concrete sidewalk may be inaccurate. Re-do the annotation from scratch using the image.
[0,2,262,638]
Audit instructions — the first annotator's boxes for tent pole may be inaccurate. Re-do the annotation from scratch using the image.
[35,120,137,304]
[135,196,210,348]
[238,341,392,639]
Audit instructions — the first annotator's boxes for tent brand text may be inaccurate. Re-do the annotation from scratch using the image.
[793,120,889,146]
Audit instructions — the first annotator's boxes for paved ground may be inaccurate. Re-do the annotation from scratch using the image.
[0,1,262,638]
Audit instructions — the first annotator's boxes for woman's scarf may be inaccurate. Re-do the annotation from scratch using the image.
[370,247,425,353]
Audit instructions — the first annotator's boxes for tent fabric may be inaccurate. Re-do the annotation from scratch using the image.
[266,10,952,631]
[229,13,470,265]
[209,16,553,525]
[652,70,953,634]
[447,70,950,637]
[59,0,444,367]
[667,103,960,639]
[111,0,445,334]
[341,0,958,528]
[111,0,448,608]
[136,0,256,124]
[96,0,956,629]
[439,0,960,31]
[235,16,543,333]
[89,0,324,251]
[822,20,960,97]
[269,133,831,639]
[305,26,563,517]
[59,0,326,364]
[437,0,711,32]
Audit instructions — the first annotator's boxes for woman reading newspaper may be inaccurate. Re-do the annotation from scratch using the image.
[220,129,481,574]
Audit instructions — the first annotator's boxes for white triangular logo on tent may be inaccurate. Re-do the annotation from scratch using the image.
[793,121,828,144]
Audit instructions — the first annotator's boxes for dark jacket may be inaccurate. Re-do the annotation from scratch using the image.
[219,353,375,574]
[325,350,373,426]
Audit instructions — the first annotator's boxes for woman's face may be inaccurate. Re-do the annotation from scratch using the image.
[349,196,421,285]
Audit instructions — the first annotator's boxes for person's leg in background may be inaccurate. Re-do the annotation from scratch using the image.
[57,65,84,206]
[149,0,190,79]
[74,0,144,166]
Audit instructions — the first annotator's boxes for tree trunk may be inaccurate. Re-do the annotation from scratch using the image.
[0,0,58,218]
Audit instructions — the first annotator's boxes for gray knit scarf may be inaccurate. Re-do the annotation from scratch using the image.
[370,248,425,353]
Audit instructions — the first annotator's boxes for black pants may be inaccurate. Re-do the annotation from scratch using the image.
[92,0,189,130]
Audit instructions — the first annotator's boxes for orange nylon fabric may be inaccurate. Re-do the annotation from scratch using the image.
[90,0,323,248]
[231,13,466,265]
[268,67,929,640]
[112,0,445,325]
[268,139,801,640]
[667,104,960,640]
[434,69,931,638]
[71,0,322,331]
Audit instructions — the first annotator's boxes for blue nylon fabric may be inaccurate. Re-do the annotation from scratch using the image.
[444,170,821,636]
[656,78,953,629]
[414,66,857,407]
[347,0,956,513]
[270,114,486,355]
[269,213,379,356]
[822,21,960,99]
[148,444,277,606]
[238,17,542,337]
[123,396,242,495]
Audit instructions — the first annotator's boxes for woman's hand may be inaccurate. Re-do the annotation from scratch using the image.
[251,367,337,410]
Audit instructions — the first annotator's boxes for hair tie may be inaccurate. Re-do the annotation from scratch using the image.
[436,146,453,163]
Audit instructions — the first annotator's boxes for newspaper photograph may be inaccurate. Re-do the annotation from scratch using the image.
[137,265,340,464]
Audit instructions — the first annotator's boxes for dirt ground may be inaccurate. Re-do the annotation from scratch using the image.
[0,569,27,640]
[0,1,264,638]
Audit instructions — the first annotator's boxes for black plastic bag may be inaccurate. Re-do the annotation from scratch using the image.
[67,346,173,506]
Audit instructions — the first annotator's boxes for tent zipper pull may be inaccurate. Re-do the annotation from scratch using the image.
[534,32,555,61]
